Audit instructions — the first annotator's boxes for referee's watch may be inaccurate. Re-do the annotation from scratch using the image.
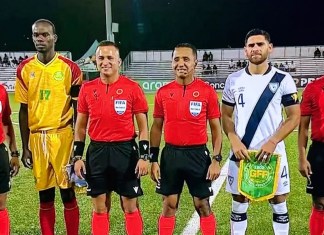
[212,154,222,163]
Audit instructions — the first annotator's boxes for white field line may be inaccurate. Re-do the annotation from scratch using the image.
[181,159,229,235]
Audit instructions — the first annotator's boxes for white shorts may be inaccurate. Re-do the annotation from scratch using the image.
[226,156,290,196]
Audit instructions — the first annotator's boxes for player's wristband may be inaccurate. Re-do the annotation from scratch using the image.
[139,140,150,161]
[11,150,20,158]
[73,141,85,158]
[149,147,159,163]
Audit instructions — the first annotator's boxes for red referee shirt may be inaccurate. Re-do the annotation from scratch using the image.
[154,78,221,146]
[0,84,11,144]
[301,76,324,142]
[78,75,148,142]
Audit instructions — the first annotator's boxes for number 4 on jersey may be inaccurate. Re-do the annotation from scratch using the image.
[238,93,245,107]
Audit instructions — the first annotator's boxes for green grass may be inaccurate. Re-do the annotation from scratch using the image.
[7,92,311,235]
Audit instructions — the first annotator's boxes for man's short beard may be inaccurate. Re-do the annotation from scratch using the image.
[249,57,267,66]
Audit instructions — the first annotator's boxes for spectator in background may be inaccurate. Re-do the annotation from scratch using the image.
[203,51,208,62]
[236,60,242,69]
[202,64,206,75]
[289,61,296,72]
[228,59,235,70]
[242,60,247,68]
[274,62,278,68]
[212,64,218,74]
[18,56,24,64]
[314,48,321,58]
[322,50,324,58]
[206,64,212,74]
[279,62,285,71]
[284,61,289,72]
[0,56,2,67]
[208,51,213,61]
[3,54,9,67]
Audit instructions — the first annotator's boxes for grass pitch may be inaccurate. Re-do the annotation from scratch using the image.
[7,92,311,234]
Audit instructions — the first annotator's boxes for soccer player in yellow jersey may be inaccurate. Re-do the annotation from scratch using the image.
[15,19,82,235]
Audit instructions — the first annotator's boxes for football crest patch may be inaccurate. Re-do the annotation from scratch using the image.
[268,82,279,93]
[53,71,64,81]
[189,101,202,116]
[228,176,234,186]
[114,100,127,115]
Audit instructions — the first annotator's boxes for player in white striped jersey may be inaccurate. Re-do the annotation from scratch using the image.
[222,29,300,235]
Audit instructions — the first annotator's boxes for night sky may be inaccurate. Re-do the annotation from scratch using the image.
[1,0,324,60]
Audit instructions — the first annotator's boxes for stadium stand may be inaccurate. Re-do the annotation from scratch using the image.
[122,57,324,80]
[1,47,324,90]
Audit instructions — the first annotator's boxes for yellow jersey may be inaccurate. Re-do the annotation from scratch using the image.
[15,53,82,132]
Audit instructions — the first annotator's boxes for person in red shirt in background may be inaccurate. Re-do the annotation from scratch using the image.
[0,84,20,235]
[73,40,149,235]
[298,76,324,235]
[150,43,222,235]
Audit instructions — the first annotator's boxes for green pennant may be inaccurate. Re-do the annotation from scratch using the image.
[238,150,281,201]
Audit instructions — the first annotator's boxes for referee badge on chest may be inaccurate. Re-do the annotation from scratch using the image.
[114,99,127,115]
[189,101,202,116]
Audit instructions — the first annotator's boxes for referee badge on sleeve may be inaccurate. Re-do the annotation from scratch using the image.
[114,99,127,115]
[189,101,202,117]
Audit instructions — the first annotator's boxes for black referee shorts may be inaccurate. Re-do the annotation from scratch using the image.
[307,141,324,197]
[85,140,143,198]
[0,143,10,194]
[157,143,213,199]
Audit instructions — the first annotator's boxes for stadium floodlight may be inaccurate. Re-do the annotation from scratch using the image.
[105,0,115,42]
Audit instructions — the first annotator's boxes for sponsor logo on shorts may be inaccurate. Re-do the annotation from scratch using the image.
[133,186,139,193]
[189,101,202,116]
[283,181,288,187]
[156,181,161,189]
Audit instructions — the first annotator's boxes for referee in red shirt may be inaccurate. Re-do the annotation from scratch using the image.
[150,43,222,235]
[298,76,324,235]
[73,41,149,235]
[0,84,20,235]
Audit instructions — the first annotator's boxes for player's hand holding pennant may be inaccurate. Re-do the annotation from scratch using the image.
[238,150,281,201]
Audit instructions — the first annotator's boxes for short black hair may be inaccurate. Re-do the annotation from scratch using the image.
[96,40,120,52]
[33,19,56,34]
[172,43,197,59]
[245,28,271,44]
